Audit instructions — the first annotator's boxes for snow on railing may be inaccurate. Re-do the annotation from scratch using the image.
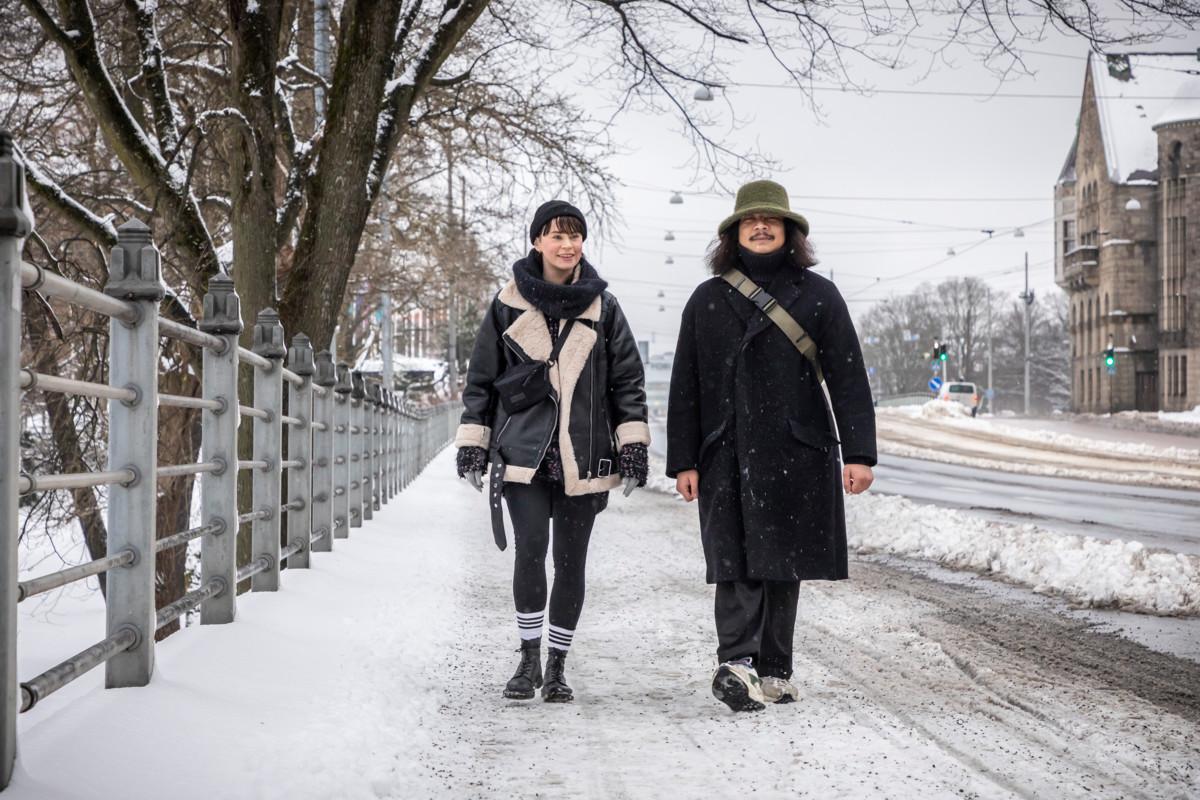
[0,130,457,791]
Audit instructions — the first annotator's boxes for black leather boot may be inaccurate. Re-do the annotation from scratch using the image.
[541,648,573,703]
[503,641,543,700]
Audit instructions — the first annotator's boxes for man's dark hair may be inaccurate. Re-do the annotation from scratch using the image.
[538,215,586,239]
[705,220,818,276]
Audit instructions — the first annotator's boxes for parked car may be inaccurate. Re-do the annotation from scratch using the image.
[937,381,981,416]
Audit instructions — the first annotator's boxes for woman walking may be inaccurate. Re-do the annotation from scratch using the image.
[455,201,650,702]
[666,180,877,712]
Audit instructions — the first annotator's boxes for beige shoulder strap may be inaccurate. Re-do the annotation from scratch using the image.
[721,268,824,384]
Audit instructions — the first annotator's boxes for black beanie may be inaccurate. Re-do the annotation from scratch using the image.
[529,200,587,243]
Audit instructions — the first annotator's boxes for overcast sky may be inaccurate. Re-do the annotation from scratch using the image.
[525,11,1200,355]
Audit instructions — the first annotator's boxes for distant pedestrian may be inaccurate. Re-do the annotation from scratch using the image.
[455,201,650,702]
[666,180,877,711]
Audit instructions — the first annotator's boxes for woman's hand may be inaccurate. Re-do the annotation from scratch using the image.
[676,469,699,502]
[456,446,487,492]
[619,443,648,497]
[843,464,874,495]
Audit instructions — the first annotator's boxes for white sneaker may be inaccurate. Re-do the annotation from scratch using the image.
[760,676,799,704]
[711,660,766,712]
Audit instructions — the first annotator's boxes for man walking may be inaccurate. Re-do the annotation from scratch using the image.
[666,179,877,711]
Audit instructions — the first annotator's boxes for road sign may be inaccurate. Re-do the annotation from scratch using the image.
[928,376,943,392]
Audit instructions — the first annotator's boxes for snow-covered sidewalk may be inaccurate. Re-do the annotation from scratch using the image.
[7,450,1200,799]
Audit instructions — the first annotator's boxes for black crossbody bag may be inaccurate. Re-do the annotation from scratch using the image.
[494,319,576,414]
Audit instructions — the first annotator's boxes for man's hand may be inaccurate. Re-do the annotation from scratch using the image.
[843,464,874,495]
[676,469,699,502]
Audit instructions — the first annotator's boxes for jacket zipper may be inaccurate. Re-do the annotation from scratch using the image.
[587,330,595,478]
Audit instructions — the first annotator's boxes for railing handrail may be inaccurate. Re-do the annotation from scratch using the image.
[1,134,461,793]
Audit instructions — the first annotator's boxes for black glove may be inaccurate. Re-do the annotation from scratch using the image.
[619,443,648,496]
[456,446,487,491]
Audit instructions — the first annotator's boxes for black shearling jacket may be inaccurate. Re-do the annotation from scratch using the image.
[455,273,650,497]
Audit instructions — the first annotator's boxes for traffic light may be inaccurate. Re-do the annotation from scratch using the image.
[935,343,948,362]
[1103,346,1116,370]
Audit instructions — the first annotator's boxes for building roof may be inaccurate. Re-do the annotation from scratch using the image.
[1089,53,1199,183]
[1153,76,1200,129]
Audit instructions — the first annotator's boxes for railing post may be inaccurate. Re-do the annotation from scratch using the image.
[311,351,336,553]
[199,273,242,624]
[103,218,163,688]
[285,334,315,568]
[251,309,286,591]
[0,129,32,792]
[386,390,397,501]
[351,371,367,526]
[378,389,389,505]
[366,383,382,514]
[333,364,352,539]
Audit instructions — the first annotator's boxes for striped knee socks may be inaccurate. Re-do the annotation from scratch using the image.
[516,610,543,642]
[547,623,575,652]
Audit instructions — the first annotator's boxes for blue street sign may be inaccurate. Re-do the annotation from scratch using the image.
[929,376,943,392]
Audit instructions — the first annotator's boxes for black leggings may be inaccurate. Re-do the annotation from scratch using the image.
[505,481,598,633]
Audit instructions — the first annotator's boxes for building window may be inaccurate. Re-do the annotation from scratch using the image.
[1183,356,1189,399]
[1063,219,1076,254]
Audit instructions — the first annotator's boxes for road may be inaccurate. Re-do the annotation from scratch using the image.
[9,450,1199,799]
[654,418,1200,554]
[874,452,1200,555]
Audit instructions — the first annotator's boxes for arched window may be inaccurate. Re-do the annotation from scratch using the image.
[1169,140,1183,180]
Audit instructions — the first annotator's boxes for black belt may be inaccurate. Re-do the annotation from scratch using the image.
[489,458,507,551]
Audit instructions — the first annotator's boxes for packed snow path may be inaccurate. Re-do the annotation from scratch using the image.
[8,451,1199,799]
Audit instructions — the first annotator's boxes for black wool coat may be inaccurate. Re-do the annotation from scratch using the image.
[666,267,877,583]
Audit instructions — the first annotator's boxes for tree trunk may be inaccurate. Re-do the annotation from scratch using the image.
[229,0,286,585]
[24,309,109,593]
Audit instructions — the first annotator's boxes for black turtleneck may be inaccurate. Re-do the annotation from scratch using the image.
[737,245,789,290]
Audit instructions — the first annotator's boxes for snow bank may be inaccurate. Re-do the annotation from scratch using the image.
[1160,405,1200,426]
[879,401,1200,463]
[645,456,1199,615]
[846,493,1200,616]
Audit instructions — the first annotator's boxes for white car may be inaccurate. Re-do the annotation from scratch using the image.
[937,381,981,416]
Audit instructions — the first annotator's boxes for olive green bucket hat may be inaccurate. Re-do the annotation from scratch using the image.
[718,179,809,236]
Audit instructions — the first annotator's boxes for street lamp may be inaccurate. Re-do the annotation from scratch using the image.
[694,86,715,101]
[665,256,674,265]
[664,231,675,241]
[669,191,683,204]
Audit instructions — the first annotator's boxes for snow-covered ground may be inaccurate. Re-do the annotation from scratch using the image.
[7,450,1199,799]
[876,401,1200,489]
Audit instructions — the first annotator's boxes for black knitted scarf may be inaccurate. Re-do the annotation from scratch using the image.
[513,250,608,319]
[737,245,790,289]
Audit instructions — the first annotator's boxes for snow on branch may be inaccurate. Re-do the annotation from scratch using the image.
[367,0,488,199]
[21,150,120,246]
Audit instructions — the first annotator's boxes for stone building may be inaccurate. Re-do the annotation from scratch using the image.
[1055,53,1199,413]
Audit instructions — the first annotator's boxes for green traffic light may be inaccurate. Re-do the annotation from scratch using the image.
[939,353,947,362]
[1105,355,1115,366]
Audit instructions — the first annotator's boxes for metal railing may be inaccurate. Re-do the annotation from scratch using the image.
[0,131,458,791]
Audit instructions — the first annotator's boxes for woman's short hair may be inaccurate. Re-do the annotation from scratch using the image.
[537,215,586,239]
[705,219,818,275]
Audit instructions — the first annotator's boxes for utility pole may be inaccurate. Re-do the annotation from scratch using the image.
[444,139,460,399]
[381,291,393,388]
[313,0,331,119]
[1019,252,1035,416]
[986,286,994,415]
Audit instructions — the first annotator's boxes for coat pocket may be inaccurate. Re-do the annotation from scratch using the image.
[788,418,838,452]
[697,419,728,467]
